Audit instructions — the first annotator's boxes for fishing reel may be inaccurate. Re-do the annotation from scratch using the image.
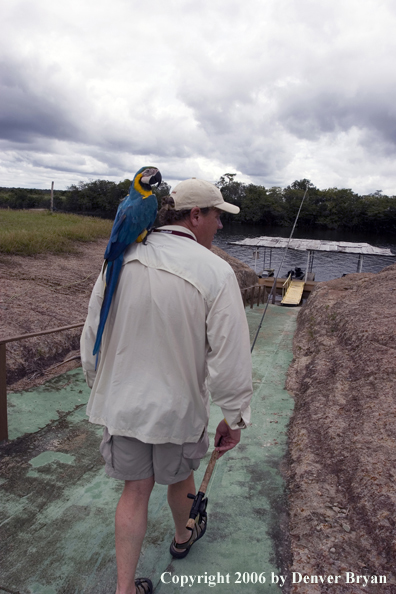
[186,490,208,529]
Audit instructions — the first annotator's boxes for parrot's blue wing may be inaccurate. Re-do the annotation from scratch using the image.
[93,166,161,361]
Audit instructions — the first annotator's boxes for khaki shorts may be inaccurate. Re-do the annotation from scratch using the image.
[99,427,209,485]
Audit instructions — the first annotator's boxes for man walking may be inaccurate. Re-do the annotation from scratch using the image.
[81,178,253,594]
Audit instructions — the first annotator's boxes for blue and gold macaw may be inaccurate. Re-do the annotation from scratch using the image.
[93,166,161,357]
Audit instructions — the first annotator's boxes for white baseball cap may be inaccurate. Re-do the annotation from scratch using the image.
[170,178,240,214]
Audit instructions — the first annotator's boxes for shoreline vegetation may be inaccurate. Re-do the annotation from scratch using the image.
[1,174,396,235]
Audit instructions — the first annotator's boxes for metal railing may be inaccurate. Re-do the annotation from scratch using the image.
[0,322,84,442]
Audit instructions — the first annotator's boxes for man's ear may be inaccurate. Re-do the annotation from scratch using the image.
[189,207,201,227]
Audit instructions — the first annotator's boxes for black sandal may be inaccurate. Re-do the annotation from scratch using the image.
[135,577,153,594]
[169,511,207,559]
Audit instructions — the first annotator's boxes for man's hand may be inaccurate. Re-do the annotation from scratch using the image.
[214,419,241,458]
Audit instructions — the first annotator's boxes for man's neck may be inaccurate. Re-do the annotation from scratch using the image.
[166,222,197,240]
[171,220,195,235]
[157,224,197,241]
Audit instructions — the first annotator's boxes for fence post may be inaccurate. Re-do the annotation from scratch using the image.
[272,278,277,304]
[0,343,8,442]
[50,181,54,212]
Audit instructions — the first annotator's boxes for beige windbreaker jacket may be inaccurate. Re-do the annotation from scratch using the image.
[81,226,253,444]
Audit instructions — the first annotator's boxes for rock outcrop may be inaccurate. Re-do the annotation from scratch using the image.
[286,263,396,593]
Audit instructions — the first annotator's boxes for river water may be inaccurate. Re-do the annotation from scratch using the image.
[213,223,396,281]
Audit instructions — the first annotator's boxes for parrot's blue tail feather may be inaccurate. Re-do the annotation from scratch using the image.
[93,256,123,358]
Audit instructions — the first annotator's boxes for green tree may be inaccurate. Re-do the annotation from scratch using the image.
[216,173,246,220]
[361,194,396,233]
[317,188,364,229]
[282,180,317,226]
[65,180,130,216]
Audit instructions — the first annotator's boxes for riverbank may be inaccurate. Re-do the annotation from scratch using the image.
[286,263,396,593]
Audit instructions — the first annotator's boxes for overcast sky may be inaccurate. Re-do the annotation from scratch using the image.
[1,0,396,194]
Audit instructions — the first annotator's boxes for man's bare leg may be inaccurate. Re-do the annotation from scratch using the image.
[167,471,196,544]
[115,476,155,594]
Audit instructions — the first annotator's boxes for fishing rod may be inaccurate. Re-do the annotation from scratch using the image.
[185,185,309,529]
[186,449,219,531]
[250,184,309,353]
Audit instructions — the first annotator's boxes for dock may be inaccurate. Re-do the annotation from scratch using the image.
[0,306,298,594]
[281,280,305,306]
[230,236,395,277]
[241,278,317,309]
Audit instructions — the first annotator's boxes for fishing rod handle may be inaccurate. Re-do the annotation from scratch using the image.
[185,450,219,531]
[199,449,219,493]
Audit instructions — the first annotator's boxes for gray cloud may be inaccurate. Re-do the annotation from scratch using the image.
[0,60,79,143]
[1,0,396,194]
[277,86,396,149]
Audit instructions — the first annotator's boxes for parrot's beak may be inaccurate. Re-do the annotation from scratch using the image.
[141,169,162,187]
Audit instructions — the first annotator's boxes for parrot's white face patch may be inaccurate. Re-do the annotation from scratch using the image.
[142,167,158,178]
[140,167,161,187]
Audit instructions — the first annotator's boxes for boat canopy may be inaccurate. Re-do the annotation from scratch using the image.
[229,237,394,257]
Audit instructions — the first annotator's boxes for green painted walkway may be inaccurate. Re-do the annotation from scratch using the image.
[0,305,298,594]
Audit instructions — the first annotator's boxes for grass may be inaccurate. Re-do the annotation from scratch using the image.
[0,209,113,256]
